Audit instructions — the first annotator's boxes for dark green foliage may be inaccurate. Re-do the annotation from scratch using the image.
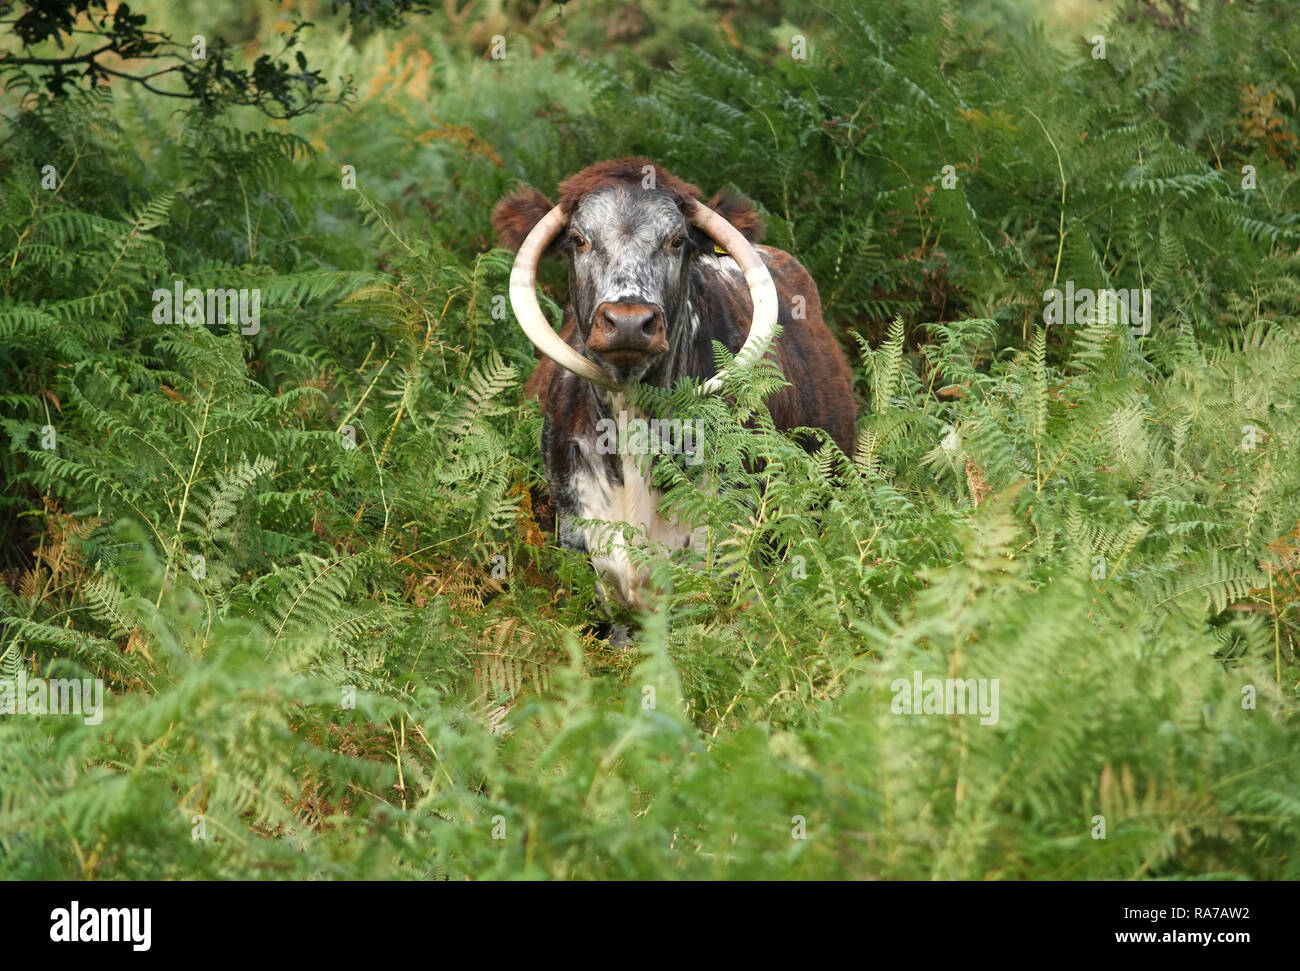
[2,0,355,117]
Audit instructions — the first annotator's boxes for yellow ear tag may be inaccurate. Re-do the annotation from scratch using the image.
[713,243,728,255]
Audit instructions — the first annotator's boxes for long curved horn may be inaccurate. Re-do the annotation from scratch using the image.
[508,201,778,396]
[509,205,623,391]
[689,201,778,396]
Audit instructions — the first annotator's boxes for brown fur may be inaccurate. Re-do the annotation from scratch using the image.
[557,157,701,216]
[704,189,764,242]
[491,186,553,253]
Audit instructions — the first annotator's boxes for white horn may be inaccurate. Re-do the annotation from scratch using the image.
[509,205,623,391]
[690,201,777,396]
[508,200,778,397]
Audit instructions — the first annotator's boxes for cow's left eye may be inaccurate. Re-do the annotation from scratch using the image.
[669,234,686,250]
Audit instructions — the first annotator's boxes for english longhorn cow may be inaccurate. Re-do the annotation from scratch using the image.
[494,158,856,628]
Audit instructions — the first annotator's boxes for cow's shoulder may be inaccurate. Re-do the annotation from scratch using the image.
[757,245,821,309]
[690,244,822,343]
[523,307,582,409]
[691,243,856,455]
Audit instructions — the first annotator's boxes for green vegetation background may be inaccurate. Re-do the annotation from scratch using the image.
[1,0,1299,878]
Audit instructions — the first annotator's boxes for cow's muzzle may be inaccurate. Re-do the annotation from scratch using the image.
[586,301,668,373]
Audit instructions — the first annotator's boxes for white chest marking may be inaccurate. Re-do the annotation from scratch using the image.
[570,424,704,612]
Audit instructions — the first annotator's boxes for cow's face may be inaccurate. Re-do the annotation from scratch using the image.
[561,186,690,385]
[492,161,764,388]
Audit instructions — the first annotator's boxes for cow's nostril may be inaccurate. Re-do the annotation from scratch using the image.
[640,315,656,337]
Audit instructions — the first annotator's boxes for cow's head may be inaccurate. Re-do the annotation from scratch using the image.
[493,158,770,391]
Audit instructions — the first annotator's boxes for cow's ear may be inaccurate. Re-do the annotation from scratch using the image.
[705,189,764,243]
[492,187,559,254]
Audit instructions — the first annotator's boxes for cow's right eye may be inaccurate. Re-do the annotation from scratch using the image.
[570,232,589,250]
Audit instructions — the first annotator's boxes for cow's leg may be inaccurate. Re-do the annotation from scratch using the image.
[583,574,637,649]
[557,507,640,648]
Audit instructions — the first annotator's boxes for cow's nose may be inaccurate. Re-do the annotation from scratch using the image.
[601,307,657,347]
[590,302,667,360]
